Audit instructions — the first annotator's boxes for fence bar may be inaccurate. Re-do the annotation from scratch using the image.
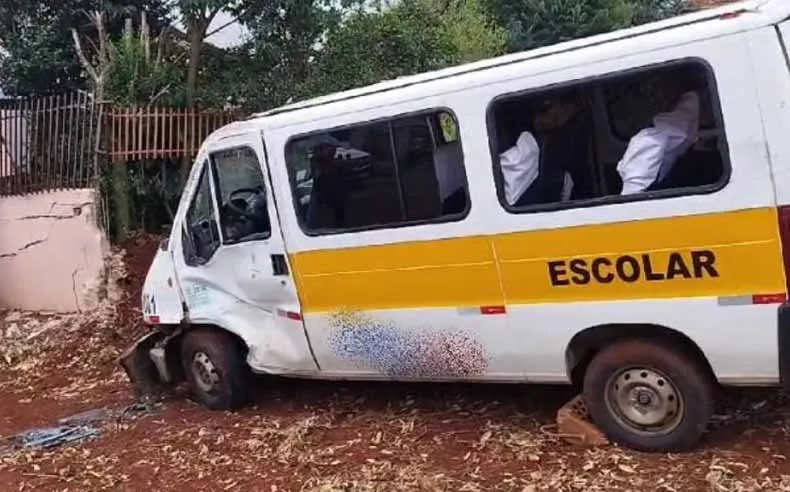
[14,102,21,194]
[45,95,54,189]
[21,97,29,194]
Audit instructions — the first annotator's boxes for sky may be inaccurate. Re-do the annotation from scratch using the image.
[203,11,247,48]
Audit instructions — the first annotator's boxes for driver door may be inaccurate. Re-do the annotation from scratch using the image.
[171,132,318,374]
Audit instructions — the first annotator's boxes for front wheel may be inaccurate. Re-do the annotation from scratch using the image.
[583,339,714,452]
[180,329,251,410]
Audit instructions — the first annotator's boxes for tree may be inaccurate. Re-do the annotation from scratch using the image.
[178,0,228,108]
[307,0,505,97]
[226,0,346,109]
[105,14,187,106]
[632,0,692,24]
[0,0,171,96]
[431,0,507,65]
[174,0,263,179]
[310,2,454,95]
[484,0,692,53]
[73,10,188,240]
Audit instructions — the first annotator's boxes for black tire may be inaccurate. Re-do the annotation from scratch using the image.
[583,339,714,452]
[180,329,251,410]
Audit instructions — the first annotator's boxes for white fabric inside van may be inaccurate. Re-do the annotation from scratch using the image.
[617,91,700,195]
[500,131,540,205]
[433,141,466,201]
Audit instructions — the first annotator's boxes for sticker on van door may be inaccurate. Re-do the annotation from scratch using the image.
[184,283,210,307]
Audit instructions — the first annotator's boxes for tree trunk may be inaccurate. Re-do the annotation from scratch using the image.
[112,159,131,242]
[181,20,207,185]
[185,21,205,109]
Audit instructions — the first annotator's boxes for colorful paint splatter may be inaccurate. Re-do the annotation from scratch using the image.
[328,310,488,377]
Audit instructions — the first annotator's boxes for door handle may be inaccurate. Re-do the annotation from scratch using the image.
[271,254,289,276]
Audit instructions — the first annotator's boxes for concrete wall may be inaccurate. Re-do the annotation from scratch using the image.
[0,189,107,313]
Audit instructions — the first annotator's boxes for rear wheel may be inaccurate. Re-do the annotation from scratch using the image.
[180,329,250,410]
[583,339,714,452]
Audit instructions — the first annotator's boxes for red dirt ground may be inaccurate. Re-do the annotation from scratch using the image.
[1,234,790,491]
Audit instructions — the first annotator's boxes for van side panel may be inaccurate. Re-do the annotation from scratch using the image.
[291,207,784,311]
[289,206,785,383]
[275,29,782,384]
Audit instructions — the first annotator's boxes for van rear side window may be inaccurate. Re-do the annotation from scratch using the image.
[488,59,729,212]
[285,109,469,235]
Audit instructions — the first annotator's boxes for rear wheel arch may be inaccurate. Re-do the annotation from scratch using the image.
[565,323,717,388]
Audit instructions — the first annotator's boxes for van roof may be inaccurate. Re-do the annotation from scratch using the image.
[250,0,781,120]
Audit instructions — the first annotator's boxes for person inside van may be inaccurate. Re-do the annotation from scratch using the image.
[306,141,347,229]
[616,70,701,195]
[499,90,593,207]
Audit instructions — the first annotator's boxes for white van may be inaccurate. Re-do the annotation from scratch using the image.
[121,0,790,453]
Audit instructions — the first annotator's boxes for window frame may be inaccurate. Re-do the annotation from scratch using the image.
[284,107,471,237]
[208,144,272,245]
[182,160,222,266]
[485,56,732,215]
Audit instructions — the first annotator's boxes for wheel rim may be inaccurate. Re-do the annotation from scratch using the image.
[605,367,683,436]
[191,351,221,394]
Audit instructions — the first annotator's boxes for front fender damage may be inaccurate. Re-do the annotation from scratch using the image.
[118,328,182,399]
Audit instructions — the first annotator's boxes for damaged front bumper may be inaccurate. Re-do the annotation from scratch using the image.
[118,328,181,398]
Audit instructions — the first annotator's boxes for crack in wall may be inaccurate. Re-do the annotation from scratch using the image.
[0,192,104,312]
[0,200,94,258]
[71,265,84,313]
[0,238,46,258]
[70,244,93,313]
[17,214,76,220]
[0,201,93,222]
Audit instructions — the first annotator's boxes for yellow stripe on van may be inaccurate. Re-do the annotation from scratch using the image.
[290,236,504,313]
[289,207,787,314]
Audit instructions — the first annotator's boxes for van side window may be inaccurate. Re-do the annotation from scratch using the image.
[182,163,221,266]
[488,60,728,211]
[286,109,469,234]
[210,147,271,244]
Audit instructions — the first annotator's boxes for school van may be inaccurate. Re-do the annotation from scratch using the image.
[121,0,790,452]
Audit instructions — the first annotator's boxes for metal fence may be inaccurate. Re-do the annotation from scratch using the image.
[0,92,100,196]
[107,106,244,163]
[0,95,244,197]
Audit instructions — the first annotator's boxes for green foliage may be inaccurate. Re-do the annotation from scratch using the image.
[432,0,507,65]
[0,0,172,96]
[632,0,693,24]
[309,2,451,95]
[105,16,187,106]
[0,20,82,96]
[200,0,348,110]
[485,0,692,53]
[97,158,182,237]
[177,0,247,19]
[306,0,506,97]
